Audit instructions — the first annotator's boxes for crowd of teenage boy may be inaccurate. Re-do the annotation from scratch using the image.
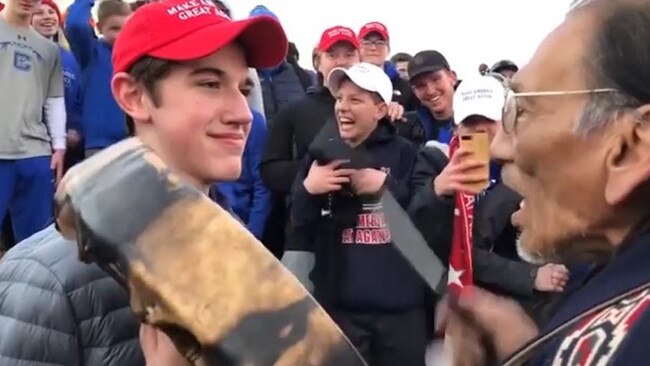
[0,0,571,364]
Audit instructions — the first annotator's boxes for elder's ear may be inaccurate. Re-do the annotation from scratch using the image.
[604,105,650,205]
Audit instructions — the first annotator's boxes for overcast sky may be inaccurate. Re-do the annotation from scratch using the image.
[65,0,571,79]
[226,0,570,79]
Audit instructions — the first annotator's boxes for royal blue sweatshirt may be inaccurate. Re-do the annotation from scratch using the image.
[65,0,126,150]
[216,110,271,239]
[59,47,82,133]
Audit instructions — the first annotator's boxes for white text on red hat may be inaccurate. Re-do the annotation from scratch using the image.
[166,0,230,21]
[327,27,354,38]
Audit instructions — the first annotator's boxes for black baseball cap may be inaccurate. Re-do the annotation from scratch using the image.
[408,50,450,82]
[491,59,519,74]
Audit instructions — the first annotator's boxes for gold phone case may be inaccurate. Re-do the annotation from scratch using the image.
[459,132,490,192]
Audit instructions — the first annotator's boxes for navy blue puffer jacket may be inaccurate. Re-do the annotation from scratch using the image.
[0,225,144,365]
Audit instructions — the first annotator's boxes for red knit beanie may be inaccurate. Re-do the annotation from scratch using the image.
[39,0,63,26]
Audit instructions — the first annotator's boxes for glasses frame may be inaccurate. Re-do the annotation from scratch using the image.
[502,88,617,134]
[360,39,388,48]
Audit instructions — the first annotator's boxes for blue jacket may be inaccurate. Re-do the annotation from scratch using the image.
[65,0,126,150]
[216,110,271,239]
[258,62,306,128]
[60,46,82,132]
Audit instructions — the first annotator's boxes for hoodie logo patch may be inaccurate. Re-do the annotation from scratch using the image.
[341,201,391,245]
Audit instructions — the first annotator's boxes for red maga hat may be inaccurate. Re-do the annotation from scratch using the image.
[112,0,288,74]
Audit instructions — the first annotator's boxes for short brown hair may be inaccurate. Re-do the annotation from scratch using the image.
[97,0,130,23]
[124,56,179,136]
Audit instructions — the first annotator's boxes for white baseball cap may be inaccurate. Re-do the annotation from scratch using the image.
[327,62,393,104]
[453,75,506,125]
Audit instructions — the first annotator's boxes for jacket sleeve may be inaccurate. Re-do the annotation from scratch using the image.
[246,111,271,239]
[407,146,455,263]
[282,156,323,292]
[384,141,417,209]
[286,156,323,253]
[0,230,82,365]
[66,56,83,133]
[260,103,300,194]
[473,248,538,296]
[64,0,97,69]
[471,183,536,296]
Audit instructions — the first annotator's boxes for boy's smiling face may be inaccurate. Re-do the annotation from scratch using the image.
[335,79,387,147]
[113,43,253,191]
[98,14,128,46]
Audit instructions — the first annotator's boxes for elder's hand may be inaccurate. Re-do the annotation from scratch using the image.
[436,288,539,365]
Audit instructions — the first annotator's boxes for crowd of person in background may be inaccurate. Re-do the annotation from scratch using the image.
[1,0,650,365]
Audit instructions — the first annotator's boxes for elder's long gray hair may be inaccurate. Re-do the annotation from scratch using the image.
[571,0,650,135]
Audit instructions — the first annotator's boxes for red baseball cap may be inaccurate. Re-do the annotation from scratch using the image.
[359,22,389,42]
[112,0,288,74]
[317,26,359,52]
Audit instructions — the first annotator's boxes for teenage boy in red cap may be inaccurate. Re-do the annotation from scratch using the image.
[260,25,361,258]
[358,21,418,111]
[262,25,406,258]
[0,1,288,365]
[287,62,425,365]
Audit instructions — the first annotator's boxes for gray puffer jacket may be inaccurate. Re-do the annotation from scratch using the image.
[0,225,144,365]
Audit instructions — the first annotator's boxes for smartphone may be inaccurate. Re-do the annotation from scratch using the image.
[459,132,490,192]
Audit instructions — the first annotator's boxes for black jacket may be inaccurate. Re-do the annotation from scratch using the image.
[397,107,455,147]
[384,61,419,111]
[391,75,419,111]
[261,86,336,195]
[288,120,419,311]
[0,225,144,366]
[407,146,539,299]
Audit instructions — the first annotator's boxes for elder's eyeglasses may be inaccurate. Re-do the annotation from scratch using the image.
[501,88,617,134]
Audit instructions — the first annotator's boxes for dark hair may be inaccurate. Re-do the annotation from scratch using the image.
[124,56,179,135]
[129,0,147,11]
[390,52,412,64]
[97,0,130,23]
[210,0,231,16]
[288,42,299,61]
[312,48,324,87]
[574,0,649,133]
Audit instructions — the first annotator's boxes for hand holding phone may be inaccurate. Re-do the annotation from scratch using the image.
[458,132,490,192]
[433,132,491,197]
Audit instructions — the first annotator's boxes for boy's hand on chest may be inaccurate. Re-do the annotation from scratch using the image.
[350,168,387,195]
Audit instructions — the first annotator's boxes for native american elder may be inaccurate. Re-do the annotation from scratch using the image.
[437,0,650,365]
